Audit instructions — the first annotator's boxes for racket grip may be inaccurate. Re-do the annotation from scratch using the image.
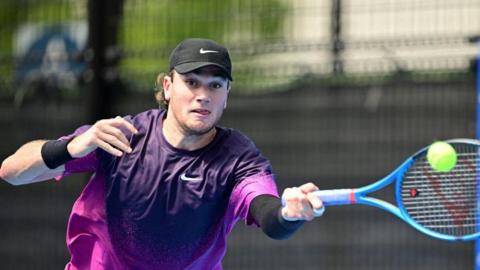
[313,189,355,206]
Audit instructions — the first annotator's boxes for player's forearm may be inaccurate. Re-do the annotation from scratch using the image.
[0,140,56,185]
[249,195,305,240]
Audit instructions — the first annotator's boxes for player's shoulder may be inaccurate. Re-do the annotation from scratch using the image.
[127,108,163,121]
[125,108,164,127]
[218,127,260,155]
[116,109,164,140]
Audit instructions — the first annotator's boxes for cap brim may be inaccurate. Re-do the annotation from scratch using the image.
[174,62,233,81]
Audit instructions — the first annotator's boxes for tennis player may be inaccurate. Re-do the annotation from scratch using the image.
[0,38,324,270]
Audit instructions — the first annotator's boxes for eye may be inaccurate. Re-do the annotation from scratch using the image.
[210,82,223,89]
[185,79,198,87]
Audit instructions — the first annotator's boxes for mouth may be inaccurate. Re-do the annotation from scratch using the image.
[191,109,211,116]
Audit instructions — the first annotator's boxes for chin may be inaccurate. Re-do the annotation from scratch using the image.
[186,123,216,136]
[190,127,215,136]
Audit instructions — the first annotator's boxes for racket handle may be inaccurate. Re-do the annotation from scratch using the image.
[313,189,356,206]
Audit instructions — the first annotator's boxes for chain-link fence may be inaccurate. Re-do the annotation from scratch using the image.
[0,0,479,269]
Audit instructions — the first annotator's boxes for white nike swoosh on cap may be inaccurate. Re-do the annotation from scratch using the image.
[180,173,203,182]
[199,48,219,54]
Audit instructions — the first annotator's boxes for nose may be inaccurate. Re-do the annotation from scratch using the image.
[195,87,211,104]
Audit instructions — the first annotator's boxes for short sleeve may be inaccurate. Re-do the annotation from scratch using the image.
[234,141,273,181]
[55,125,99,181]
[228,174,279,226]
[224,136,279,225]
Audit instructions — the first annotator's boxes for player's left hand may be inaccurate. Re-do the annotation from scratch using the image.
[281,182,324,221]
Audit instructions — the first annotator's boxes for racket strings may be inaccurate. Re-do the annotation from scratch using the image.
[399,142,480,237]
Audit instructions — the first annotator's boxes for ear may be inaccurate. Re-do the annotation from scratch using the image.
[224,83,231,109]
[163,74,173,101]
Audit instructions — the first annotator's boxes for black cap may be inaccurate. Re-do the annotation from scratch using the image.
[169,38,233,81]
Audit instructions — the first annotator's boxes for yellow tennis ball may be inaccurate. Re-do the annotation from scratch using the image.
[426,141,457,172]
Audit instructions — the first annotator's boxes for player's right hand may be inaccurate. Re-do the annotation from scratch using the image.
[281,182,324,221]
[67,116,138,158]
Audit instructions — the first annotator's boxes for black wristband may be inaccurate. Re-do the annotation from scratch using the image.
[249,195,304,240]
[41,137,75,169]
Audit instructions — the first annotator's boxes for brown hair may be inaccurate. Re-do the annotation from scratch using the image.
[154,70,174,109]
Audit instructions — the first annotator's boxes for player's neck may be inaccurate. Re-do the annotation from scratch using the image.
[162,116,217,151]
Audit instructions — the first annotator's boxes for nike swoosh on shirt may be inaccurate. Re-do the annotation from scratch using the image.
[180,173,203,182]
[199,48,219,54]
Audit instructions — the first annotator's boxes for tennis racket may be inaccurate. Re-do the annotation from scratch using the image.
[313,138,480,241]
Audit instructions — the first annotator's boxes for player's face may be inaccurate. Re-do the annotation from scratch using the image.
[164,67,230,136]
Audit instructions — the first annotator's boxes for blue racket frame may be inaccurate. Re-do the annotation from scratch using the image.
[316,139,480,241]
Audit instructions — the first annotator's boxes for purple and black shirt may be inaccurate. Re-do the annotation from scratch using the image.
[57,109,279,270]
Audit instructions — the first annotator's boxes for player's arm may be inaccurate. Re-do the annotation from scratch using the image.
[0,116,138,186]
[0,140,64,185]
[249,182,324,240]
